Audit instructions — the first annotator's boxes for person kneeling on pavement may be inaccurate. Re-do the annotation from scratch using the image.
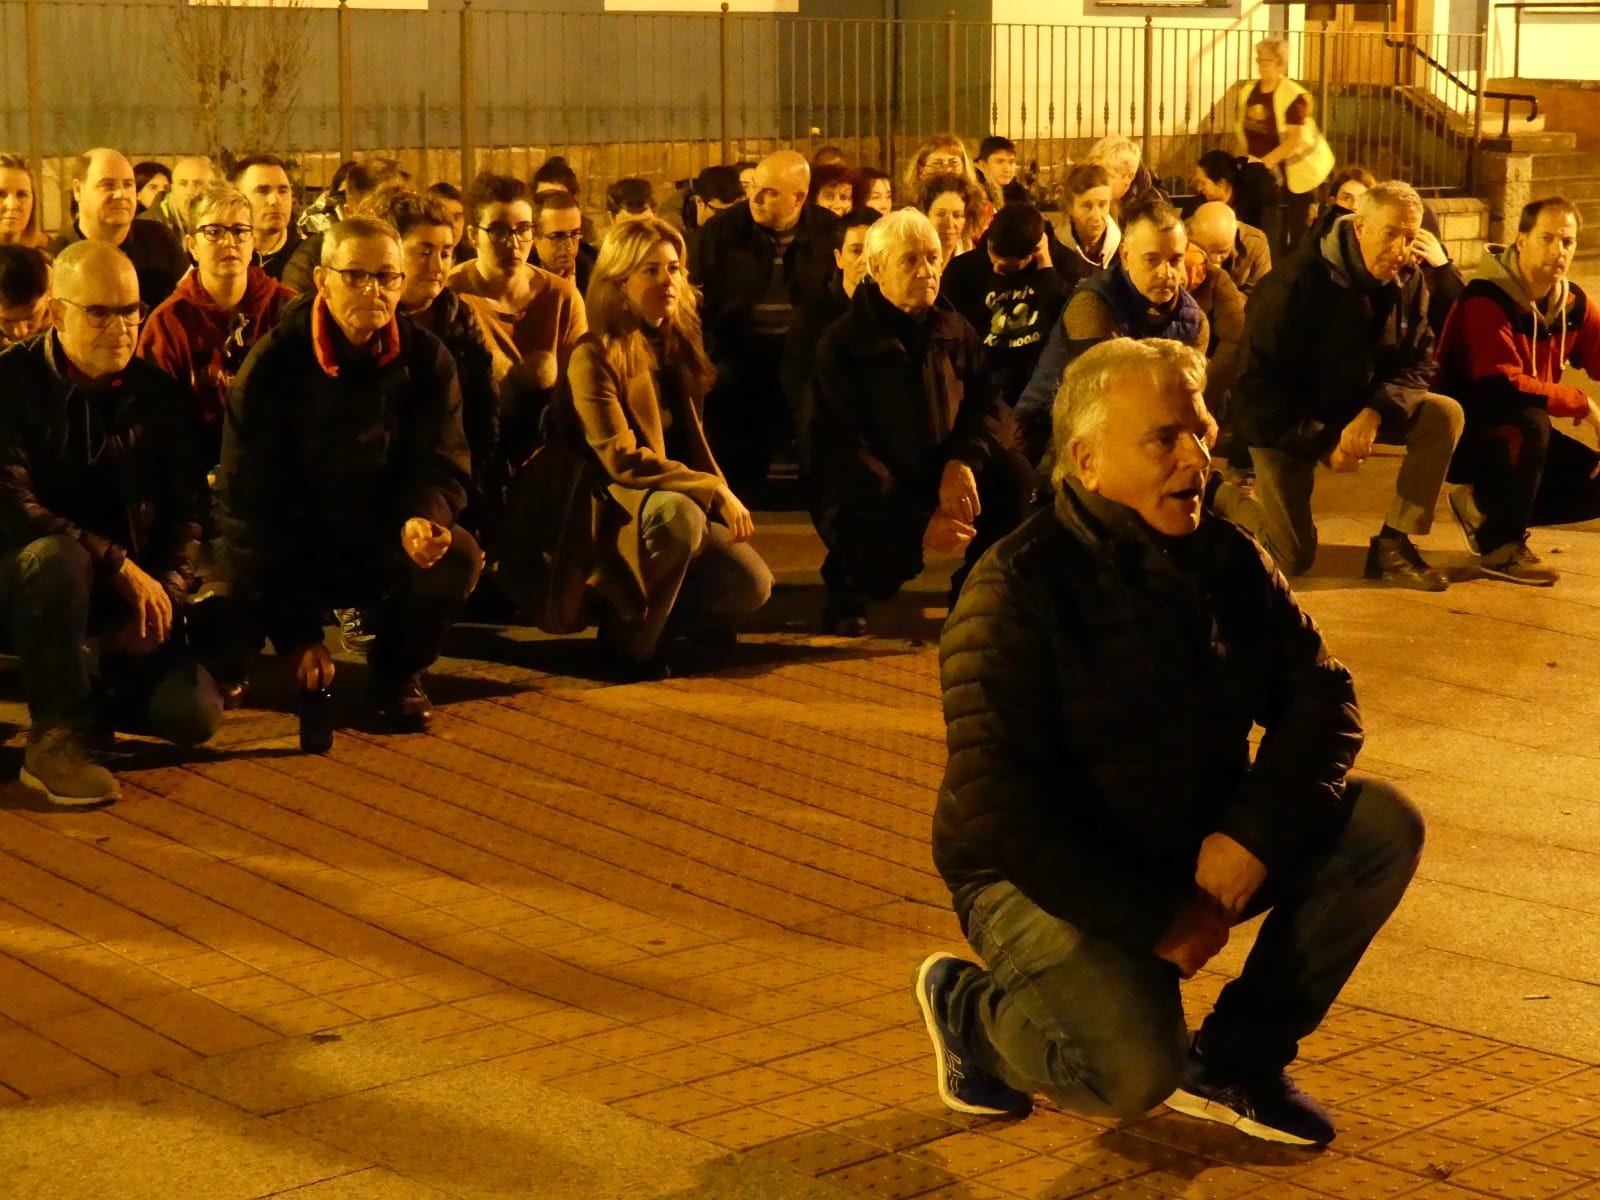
[918,338,1423,1148]
[0,241,223,806]
[215,216,481,734]
[808,208,1031,636]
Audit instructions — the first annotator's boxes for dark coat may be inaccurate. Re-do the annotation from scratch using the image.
[216,295,471,650]
[1234,215,1436,455]
[940,250,1068,407]
[0,333,203,607]
[46,220,187,308]
[691,200,840,368]
[781,275,852,479]
[934,478,1362,949]
[808,283,1005,557]
[410,288,503,518]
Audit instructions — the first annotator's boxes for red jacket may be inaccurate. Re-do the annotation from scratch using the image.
[1434,246,1600,419]
[137,266,294,434]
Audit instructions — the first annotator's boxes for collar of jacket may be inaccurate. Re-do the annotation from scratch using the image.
[847,280,963,355]
[40,329,128,398]
[1053,476,1217,602]
[311,294,401,379]
[1084,259,1204,344]
[1319,213,1413,294]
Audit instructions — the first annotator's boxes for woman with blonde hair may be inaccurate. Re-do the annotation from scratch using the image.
[561,217,771,677]
[0,154,47,250]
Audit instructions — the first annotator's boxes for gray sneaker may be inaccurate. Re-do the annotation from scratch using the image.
[1479,539,1559,587]
[20,726,120,807]
[1447,484,1485,555]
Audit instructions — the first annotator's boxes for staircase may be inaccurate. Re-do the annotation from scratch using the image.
[1508,131,1600,265]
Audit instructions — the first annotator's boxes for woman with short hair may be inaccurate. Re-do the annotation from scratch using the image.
[918,173,985,269]
[853,167,894,216]
[556,217,771,676]
[1232,38,1336,252]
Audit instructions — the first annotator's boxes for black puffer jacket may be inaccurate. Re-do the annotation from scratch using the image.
[808,283,1005,560]
[1234,215,1435,456]
[933,479,1362,950]
[217,294,471,649]
[0,333,203,607]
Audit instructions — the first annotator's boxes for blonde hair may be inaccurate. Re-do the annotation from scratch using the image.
[0,154,44,248]
[904,134,992,203]
[1086,135,1142,175]
[187,180,252,233]
[584,217,715,401]
[1255,38,1289,67]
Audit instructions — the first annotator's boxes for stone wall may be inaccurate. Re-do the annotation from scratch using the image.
[1431,195,1492,269]
[1476,149,1532,246]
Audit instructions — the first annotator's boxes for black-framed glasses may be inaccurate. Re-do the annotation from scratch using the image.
[195,223,256,244]
[57,298,148,329]
[477,222,536,245]
[327,267,406,292]
[538,230,582,246]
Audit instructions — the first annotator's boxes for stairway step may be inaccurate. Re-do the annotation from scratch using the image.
[1538,177,1600,201]
[1532,151,1600,178]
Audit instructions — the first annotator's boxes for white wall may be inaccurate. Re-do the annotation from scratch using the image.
[1488,7,1600,81]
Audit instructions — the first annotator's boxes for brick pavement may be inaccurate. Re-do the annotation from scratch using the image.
[0,512,1599,1199]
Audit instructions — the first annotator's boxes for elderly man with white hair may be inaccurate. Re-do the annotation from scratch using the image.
[919,337,1421,1149]
[693,149,840,498]
[807,208,1030,635]
[1216,180,1463,588]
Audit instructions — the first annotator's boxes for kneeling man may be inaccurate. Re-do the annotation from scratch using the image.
[918,339,1423,1147]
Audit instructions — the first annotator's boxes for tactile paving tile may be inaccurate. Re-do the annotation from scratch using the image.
[1513,1129,1600,1175]
[1357,1127,1494,1178]
[755,1127,886,1174]
[1339,1083,1476,1129]
[824,1151,962,1198]
[1427,1107,1559,1154]
[1280,1152,1429,1198]
[1443,1157,1588,1199]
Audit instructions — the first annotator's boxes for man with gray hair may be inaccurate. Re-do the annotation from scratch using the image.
[808,207,1029,635]
[1217,180,1463,588]
[918,337,1421,1148]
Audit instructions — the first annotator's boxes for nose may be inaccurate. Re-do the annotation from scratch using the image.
[1177,430,1211,469]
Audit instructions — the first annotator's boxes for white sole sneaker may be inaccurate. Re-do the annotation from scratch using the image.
[1164,1086,1321,1146]
[19,766,120,808]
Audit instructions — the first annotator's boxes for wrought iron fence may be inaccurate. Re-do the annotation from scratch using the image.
[0,0,1485,232]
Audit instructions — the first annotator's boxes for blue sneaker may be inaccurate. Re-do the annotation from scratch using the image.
[1165,1047,1334,1147]
[913,952,1033,1118]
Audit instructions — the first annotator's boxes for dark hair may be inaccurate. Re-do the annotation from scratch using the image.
[229,153,289,184]
[1330,165,1377,193]
[606,177,654,218]
[466,171,531,227]
[852,167,891,209]
[1194,150,1241,191]
[917,171,981,218]
[134,161,171,192]
[812,146,848,168]
[693,165,743,206]
[426,180,463,202]
[1122,197,1183,237]
[978,135,1016,161]
[731,160,757,175]
[532,156,580,197]
[1520,195,1583,235]
[357,185,453,237]
[0,243,48,306]
[535,189,581,226]
[1065,163,1111,200]
[987,203,1045,258]
[808,163,852,205]
[344,157,408,203]
[833,205,882,249]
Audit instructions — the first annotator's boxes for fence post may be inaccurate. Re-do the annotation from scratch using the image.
[720,3,731,164]
[1318,20,1330,139]
[947,9,957,133]
[460,0,476,183]
[338,0,354,166]
[23,0,40,190]
[1141,16,1154,152]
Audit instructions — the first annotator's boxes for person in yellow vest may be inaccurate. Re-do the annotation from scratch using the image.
[1233,39,1335,257]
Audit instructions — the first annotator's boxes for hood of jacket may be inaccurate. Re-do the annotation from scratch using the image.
[1474,241,1572,331]
[1319,213,1394,291]
[171,264,288,318]
[1056,213,1121,268]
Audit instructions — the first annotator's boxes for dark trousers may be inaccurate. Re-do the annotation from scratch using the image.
[942,778,1423,1118]
[820,449,1033,604]
[0,535,223,745]
[209,525,482,687]
[1450,407,1600,554]
[704,350,789,500]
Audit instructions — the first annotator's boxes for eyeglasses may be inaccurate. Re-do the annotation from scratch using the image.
[924,155,964,173]
[538,230,583,245]
[195,223,255,244]
[57,298,148,329]
[477,222,536,245]
[327,267,406,292]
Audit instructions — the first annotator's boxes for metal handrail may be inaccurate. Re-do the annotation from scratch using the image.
[1384,31,1539,138]
[1494,0,1600,76]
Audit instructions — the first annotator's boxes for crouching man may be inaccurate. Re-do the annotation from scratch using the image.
[0,241,222,806]
[216,217,480,732]
[916,338,1422,1147]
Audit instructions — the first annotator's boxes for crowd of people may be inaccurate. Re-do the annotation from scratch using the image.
[0,33,1593,1149]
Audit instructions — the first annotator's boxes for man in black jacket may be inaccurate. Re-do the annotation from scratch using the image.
[0,242,222,807]
[216,217,481,733]
[1215,181,1463,588]
[808,209,1030,635]
[918,338,1421,1147]
[47,148,187,308]
[693,149,839,499]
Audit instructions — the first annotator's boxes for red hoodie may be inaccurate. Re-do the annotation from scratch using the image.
[136,265,294,432]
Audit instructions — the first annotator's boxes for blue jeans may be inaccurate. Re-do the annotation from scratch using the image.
[942,777,1423,1119]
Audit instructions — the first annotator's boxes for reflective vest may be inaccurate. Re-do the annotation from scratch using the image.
[1235,76,1335,195]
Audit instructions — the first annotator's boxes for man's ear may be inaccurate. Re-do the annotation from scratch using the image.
[312,265,327,296]
[1068,436,1099,491]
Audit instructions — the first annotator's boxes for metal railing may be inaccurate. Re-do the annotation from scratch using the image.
[0,0,1487,231]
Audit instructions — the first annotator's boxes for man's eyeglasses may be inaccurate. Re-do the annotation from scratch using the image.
[57,298,148,329]
[478,223,536,245]
[538,230,583,246]
[195,224,256,245]
[327,267,406,292]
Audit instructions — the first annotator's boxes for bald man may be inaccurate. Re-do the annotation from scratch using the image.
[47,148,187,307]
[138,155,215,241]
[0,241,221,807]
[1187,201,1273,296]
[692,148,841,498]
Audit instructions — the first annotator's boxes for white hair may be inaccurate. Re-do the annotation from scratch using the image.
[1086,135,1141,172]
[1049,338,1209,489]
[1255,38,1288,66]
[864,207,938,277]
[1356,180,1424,223]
